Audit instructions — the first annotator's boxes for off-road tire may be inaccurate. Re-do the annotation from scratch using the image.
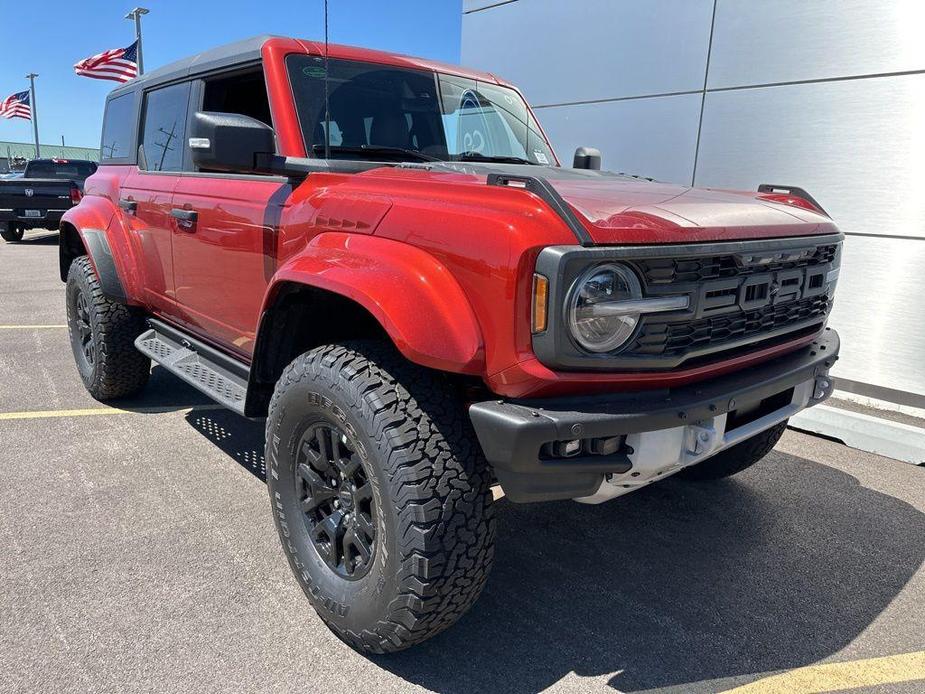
[265,341,495,653]
[66,255,150,400]
[677,420,788,481]
[1,224,24,243]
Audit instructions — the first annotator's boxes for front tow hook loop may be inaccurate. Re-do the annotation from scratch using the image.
[813,375,835,402]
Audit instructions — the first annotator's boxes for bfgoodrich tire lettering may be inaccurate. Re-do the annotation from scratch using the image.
[265,341,495,653]
[66,255,150,400]
[677,420,788,481]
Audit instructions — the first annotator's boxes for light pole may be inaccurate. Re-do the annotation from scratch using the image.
[124,7,149,75]
[26,73,40,158]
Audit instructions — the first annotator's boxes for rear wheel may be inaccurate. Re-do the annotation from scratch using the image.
[676,420,788,481]
[266,341,495,653]
[66,256,150,400]
[1,224,24,243]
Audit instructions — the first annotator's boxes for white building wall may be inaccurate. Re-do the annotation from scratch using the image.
[462,0,925,404]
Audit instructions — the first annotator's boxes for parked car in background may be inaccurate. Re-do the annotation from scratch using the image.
[59,36,842,653]
[0,158,97,242]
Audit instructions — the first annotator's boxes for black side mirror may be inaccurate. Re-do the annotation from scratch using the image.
[189,111,276,173]
[573,146,602,170]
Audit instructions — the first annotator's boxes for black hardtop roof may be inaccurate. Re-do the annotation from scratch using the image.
[108,35,278,98]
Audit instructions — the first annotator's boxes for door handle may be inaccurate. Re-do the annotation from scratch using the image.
[170,208,198,222]
[119,198,137,213]
[170,208,198,230]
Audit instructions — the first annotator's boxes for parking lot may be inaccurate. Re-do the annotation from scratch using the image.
[1,230,923,693]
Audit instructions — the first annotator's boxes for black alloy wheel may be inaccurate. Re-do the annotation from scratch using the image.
[74,290,95,369]
[296,422,377,580]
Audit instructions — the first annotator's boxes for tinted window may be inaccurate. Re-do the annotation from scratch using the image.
[203,70,272,127]
[141,82,191,171]
[100,92,135,160]
[288,56,448,158]
[24,160,97,179]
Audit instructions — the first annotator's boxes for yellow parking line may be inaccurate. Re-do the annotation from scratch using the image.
[0,324,67,329]
[720,651,925,693]
[0,404,224,421]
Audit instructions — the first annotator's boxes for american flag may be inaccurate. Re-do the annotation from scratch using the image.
[73,41,139,83]
[0,91,31,120]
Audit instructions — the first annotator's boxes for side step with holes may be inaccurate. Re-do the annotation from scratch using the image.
[134,319,249,416]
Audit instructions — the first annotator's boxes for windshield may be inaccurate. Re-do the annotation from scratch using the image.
[287,55,556,165]
[24,160,97,180]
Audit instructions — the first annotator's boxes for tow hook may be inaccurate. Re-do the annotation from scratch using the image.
[813,375,835,402]
[685,421,719,457]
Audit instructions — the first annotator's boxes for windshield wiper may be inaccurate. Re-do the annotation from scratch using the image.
[456,152,538,165]
[312,144,440,162]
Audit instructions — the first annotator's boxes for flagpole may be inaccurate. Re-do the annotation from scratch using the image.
[25,73,39,158]
[125,7,149,75]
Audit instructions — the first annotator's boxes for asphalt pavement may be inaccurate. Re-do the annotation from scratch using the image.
[1,229,923,693]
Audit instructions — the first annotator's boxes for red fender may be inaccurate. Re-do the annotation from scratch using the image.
[60,196,143,304]
[266,232,485,374]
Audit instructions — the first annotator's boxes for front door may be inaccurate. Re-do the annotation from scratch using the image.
[170,175,292,357]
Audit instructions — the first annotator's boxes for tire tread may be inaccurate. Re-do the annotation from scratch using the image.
[266,341,495,653]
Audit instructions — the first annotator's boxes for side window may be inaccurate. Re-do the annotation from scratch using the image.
[100,92,135,161]
[202,69,272,127]
[141,82,191,172]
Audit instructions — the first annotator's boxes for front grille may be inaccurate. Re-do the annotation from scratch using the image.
[631,243,838,285]
[630,294,830,357]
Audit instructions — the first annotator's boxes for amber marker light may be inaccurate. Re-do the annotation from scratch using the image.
[532,273,549,333]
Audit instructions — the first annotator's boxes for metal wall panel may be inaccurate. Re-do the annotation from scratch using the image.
[536,94,702,184]
[709,0,925,89]
[828,236,925,398]
[461,0,714,106]
[695,73,925,239]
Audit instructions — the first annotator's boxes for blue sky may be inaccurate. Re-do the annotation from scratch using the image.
[0,0,462,148]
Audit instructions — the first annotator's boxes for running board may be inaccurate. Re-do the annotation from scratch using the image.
[134,319,249,416]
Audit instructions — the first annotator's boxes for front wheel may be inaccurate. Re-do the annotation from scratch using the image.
[1,224,24,243]
[265,341,495,653]
[676,420,788,481]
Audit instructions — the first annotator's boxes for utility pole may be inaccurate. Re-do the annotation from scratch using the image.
[26,73,40,158]
[124,7,149,75]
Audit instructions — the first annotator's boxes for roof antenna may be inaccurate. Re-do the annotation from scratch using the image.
[323,0,331,161]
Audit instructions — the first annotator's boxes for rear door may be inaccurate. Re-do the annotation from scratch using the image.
[169,67,291,357]
[119,81,191,315]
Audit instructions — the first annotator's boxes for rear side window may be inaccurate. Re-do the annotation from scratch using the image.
[141,82,191,172]
[24,161,98,179]
[100,92,135,161]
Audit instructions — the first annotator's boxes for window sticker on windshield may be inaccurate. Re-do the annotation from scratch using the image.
[302,66,327,79]
[534,151,549,165]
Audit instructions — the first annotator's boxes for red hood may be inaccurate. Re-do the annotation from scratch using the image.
[545,177,838,244]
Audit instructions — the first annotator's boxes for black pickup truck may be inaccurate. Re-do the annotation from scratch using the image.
[0,159,97,243]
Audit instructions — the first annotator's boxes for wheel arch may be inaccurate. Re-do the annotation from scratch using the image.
[245,233,485,417]
[59,199,131,303]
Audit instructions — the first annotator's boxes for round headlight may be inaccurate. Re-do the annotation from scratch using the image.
[567,263,643,352]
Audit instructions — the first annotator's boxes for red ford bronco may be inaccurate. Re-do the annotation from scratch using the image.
[60,36,841,652]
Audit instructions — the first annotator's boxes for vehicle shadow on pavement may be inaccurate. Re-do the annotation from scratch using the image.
[183,407,267,481]
[175,410,925,693]
[11,231,58,245]
[374,454,925,693]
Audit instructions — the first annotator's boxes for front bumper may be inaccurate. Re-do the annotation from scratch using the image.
[469,328,839,503]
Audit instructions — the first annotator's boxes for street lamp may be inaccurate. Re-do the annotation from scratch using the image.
[124,7,150,75]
